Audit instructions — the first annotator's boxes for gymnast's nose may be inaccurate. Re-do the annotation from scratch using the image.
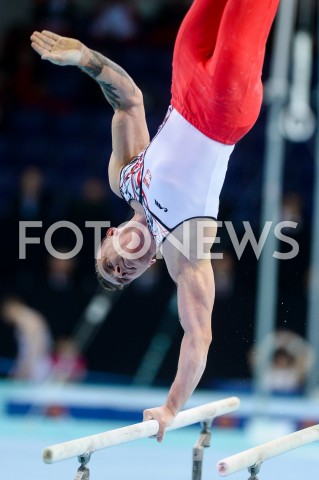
[114,264,127,277]
[114,264,121,275]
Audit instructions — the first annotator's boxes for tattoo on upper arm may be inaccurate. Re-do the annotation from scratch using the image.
[80,50,135,109]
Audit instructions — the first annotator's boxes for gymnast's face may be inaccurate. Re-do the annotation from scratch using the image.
[96,226,156,287]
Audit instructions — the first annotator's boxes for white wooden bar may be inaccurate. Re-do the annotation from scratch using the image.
[217,424,319,476]
[43,397,239,464]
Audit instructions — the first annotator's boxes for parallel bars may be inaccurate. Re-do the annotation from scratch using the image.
[43,396,240,464]
[217,424,319,476]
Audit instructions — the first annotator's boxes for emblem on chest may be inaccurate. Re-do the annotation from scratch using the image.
[143,169,152,189]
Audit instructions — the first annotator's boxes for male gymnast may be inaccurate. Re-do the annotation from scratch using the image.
[31,0,280,441]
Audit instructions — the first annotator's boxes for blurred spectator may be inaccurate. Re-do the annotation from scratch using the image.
[69,177,118,273]
[47,253,78,291]
[249,330,315,394]
[32,0,77,36]
[281,192,304,225]
[10,166,50,221]
[0,297,52,382]
[88,0,140,44]
[2,166,51,283]
[70,177,116,226]
[51,336,87,382]
[1,25,80,114]
[212,251,236,299]
[23,251,93,338]
[0,26,50,109]
[278,192,310,297]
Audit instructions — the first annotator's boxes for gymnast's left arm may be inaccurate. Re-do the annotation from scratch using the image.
[143,259,214,442]
[30,30,150,195]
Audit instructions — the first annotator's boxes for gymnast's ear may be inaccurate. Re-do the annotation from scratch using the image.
[106,227,119,237]
[149,259,156,267]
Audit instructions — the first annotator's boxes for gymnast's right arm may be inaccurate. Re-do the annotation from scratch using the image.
[30,30,150,194]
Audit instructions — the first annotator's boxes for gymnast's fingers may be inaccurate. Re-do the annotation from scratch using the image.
[143,410,158,439]
[31,31,55,49]
[41,30,61,42]
[31,42,48,57]
[31,32,56,50]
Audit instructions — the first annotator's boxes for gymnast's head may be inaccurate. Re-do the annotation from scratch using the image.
[95,221,156,291]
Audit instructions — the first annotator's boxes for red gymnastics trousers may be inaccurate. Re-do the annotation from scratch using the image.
[171,0,280,145]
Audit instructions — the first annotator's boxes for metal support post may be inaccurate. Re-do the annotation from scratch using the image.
[248,463,262,480]
[192,420,212,480]
[74,454,91,480]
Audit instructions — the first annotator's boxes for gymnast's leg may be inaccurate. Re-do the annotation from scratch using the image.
[171,0,229,109]
[171,0,280,144]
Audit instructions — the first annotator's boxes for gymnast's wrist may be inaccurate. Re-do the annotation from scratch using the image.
[78,44,91,68]
[165,402,179,417]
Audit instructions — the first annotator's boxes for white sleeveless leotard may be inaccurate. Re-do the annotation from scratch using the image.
[119,106,235,249]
